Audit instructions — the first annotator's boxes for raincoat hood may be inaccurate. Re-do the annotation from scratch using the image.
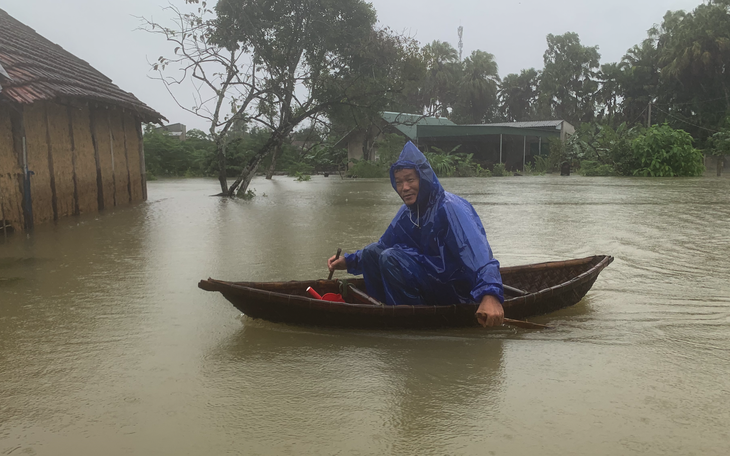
[389,141,444,209]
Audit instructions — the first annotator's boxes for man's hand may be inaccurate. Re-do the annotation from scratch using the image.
[475,295,504,327]
[327,254,347,273]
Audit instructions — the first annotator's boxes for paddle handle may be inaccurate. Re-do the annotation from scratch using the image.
[327,248,342,280]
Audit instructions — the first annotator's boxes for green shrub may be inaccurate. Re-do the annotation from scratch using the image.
[564,122,642,176]
[547,138,566,172]
[631,124,705,177]
[491,163,508,177]
[477,164,491,177]
[532,156,550,174]
[424,151,456,176]
[238,188,256,199]
[347,159,388,178]
[285,161,314,176]
[453,153,491,177]
[375,133,406,167]
[294,172,311,181]
[144,127,216,177]
[299,142,347,174]
[579,160,615,176]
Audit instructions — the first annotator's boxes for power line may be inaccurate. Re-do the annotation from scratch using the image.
[652,106,719,133]
[653,95,729,107]
[628,105,648,126]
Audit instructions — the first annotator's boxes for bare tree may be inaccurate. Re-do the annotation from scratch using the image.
[141,0,412,197]
[139,1,268,194]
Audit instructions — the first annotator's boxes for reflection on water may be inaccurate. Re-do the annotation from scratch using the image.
[1,175,729,455]
[202,322,506,454]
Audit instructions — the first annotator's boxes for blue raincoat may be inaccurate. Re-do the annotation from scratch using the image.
[344,141,503,306]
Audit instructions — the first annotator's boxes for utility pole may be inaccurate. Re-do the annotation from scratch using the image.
[523,136,527,172]
[647,100,652,128]
[499,134,503,164]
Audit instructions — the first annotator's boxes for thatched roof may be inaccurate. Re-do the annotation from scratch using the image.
[0,8,165,123]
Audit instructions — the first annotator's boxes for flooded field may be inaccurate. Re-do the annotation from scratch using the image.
[1,175,729,455]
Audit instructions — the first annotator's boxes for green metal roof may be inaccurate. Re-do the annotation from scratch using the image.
[381,111,456,140]
[482,120,565,129]
[417,124,561,140]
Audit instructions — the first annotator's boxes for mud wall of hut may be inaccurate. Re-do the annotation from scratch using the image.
[0,100,146,232]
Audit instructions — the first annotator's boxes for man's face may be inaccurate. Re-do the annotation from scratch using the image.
[394,168,420,206]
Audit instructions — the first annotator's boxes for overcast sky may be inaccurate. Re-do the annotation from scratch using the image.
[4,0,705,130]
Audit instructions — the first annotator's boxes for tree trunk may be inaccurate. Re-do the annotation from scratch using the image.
[361,126,376,161]
[718,156,724,177]
[227,141,279,196]
[235,162,260,197]
[228,156,262,197]
[217,140,228,194]
[360,132,369,162]
[226,105,302,196]
[265,145,280,179]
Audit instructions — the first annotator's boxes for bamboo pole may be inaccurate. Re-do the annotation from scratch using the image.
[136,119,147,201]
[22,135,33,230]
[108,111,117,207]
[45,103,58,221]
[89,105,104,211]
[66,105,80,216]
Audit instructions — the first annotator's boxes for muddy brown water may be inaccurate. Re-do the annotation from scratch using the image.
[1,175,729,455]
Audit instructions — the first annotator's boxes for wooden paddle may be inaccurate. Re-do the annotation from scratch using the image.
[327,248,342,280]
[503,318,551,330]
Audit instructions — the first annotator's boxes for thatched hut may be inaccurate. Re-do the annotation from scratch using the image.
[0,8,164,233]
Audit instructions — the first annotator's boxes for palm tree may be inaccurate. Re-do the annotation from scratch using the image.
[596,63,622,124]
[656,3,730,138]
[618,40,660,126]
[499,68,539,122]
[452,50,500,123]
[421,41,461,117]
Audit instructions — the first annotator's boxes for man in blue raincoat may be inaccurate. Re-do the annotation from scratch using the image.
[328,141,505,327]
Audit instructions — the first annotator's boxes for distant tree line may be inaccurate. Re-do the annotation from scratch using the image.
[143,125,344,179]
[145,0,730,184]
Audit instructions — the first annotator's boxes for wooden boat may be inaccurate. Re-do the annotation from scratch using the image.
[198,255,613,329]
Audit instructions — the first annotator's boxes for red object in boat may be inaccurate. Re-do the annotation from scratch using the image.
[306,286,345,303]
[306,286,322,299]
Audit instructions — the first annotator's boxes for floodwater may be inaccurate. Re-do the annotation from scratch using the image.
[1,175,729,455]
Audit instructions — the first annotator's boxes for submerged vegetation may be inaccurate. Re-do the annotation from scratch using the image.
[631,125,705,177]
[557,123,705,177]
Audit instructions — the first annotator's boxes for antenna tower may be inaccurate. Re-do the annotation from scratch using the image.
[458,26,463,62]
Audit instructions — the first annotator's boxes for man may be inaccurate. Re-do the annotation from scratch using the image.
[328,141,504,327]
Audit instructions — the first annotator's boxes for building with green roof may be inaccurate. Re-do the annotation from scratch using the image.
[334,112,456,164]
[335,113,574,172]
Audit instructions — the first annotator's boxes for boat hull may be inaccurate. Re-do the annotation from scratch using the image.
[199,255,613,329]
